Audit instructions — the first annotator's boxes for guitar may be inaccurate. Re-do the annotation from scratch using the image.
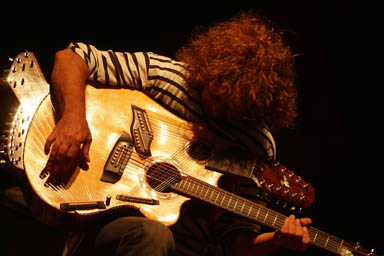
[1,51,380,256]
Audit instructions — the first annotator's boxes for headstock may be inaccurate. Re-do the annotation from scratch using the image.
[252,160,315,209]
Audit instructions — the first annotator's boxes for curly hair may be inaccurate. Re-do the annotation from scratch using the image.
[176,11,298,130]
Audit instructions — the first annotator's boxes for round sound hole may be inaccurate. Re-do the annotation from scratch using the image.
[187,141,212,161]
[146,162,181,192]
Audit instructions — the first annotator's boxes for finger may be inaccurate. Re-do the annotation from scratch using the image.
[300,218,312,227]
[281,216,290,234]
[288,215,296,234]
[63,144,80,170]
[295,219,304,237]
[82,140,91,162]
[49,140,60,160]
[53,143,70,173]
[44,132,56,155]
[302,226,311,245]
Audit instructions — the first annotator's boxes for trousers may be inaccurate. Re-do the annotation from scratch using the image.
[73,216,176,256]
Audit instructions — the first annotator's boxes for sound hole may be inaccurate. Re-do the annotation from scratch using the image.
[146,162,181,192]
[187,141,212,161]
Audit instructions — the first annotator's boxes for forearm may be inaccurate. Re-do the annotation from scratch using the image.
[230,231,280,256]
[249,232,280,255]
[50,48,89,118]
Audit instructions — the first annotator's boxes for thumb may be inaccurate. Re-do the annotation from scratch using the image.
[44,131,56,155]
[82,136,92,162]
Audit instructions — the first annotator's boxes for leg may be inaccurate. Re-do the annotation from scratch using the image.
[94,217,175,256]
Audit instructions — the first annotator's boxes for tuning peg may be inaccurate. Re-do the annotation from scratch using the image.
[355,242,361,250]
[368,249,375,256]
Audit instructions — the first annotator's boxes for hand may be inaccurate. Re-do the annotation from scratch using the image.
[274,215,312,251]
[44,113,92,173]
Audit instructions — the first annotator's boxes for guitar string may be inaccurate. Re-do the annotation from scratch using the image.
[14,62,355,256]
[27,101,301,192]
[27,110,309,216]
[27,105,309,211]
[24,100,312,238]
[146,115,309,189]
[27,130,340,253]
[15,61,306,196]
[179,176,343,253]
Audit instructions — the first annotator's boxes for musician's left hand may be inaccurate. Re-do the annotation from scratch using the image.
[274,214,312,251]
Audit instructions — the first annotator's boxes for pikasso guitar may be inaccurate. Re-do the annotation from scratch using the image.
[1,51,380,256]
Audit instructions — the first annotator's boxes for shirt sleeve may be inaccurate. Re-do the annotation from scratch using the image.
[69,42,149,89]
[69,42,275,158]
[68,42,203,122]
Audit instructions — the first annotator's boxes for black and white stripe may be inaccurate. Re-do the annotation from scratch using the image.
[69,42,276,159]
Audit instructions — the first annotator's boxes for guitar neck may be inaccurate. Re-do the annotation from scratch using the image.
[171,176,369,256]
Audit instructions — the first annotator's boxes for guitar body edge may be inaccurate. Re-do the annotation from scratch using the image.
[23,86,222,228]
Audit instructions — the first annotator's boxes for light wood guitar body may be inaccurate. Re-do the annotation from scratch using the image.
[3,51,380,256]
[25,86,221,226]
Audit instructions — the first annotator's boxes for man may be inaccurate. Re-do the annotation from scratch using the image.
[45,11,312,255]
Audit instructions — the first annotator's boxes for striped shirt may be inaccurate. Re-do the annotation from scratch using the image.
[70,42,277,255]
[69,42,276,159]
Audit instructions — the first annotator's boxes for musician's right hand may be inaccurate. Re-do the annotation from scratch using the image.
[44,112,92,172]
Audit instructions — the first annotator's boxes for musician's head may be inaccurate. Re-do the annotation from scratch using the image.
[176,10,298,130]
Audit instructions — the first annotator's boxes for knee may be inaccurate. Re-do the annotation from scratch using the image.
[95,217,175,255]
[134,218,175,249]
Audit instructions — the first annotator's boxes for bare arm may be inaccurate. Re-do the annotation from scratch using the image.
[44,49,92,171]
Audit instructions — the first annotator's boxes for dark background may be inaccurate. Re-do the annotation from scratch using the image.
[1,3,380,256]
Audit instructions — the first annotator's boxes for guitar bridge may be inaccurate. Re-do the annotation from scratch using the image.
[101,132,133,183]
[130,105,154,158]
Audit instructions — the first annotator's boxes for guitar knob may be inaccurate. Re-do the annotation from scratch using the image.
[267,184,274,191]
[302,183,310,190]
[291,193,298,199]
[275,186,282,192]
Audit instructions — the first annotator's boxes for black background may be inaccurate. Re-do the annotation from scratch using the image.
[1,2,381,256]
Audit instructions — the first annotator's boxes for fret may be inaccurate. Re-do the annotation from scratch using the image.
[227,196,232,208]
[255,207,260,219]
[233,199,238,210]
[312,230,319,243]
[247,205,252,216]
[324,236,330,248]
[337,240,344,253]
[190,182,195,192]
[272,215,277,227]
[219,195,225,205]
[196,182,202,195]
[213,191,219,203]
[264,210,269,223]
[204,186,210,198]
[258,208,266,222]
[240,202,245,213]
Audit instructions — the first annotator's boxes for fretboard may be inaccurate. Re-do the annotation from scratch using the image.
[171,175,367,256]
